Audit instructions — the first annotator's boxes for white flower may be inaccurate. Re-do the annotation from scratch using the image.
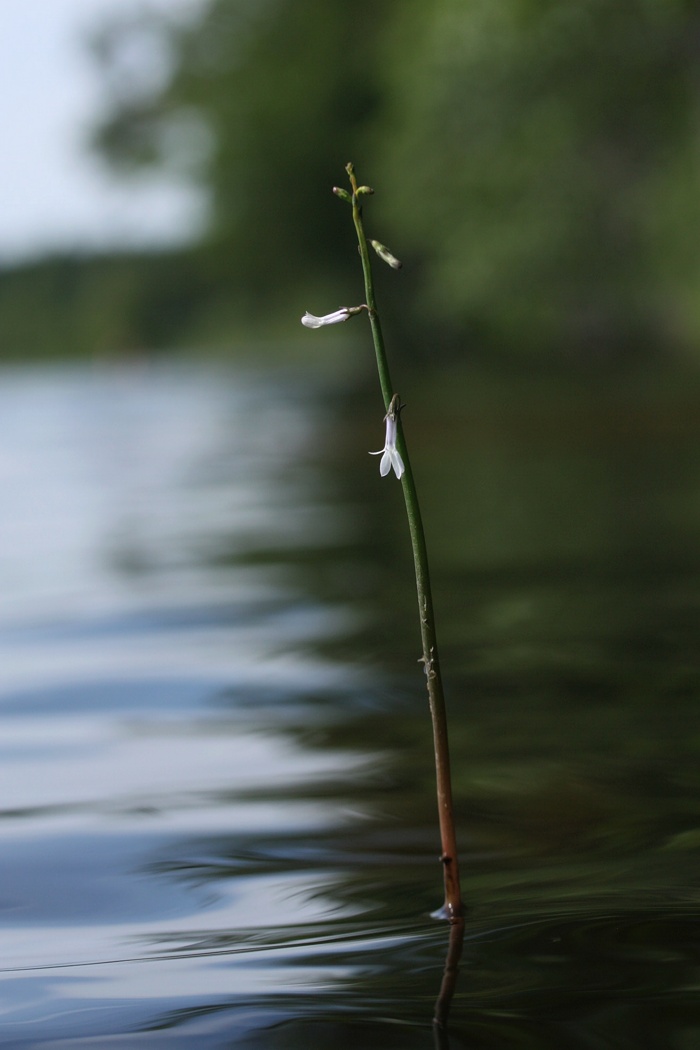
[370,412,404,479]
[301,308,353,329]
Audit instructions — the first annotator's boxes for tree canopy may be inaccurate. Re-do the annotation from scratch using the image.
[79,0,700,363]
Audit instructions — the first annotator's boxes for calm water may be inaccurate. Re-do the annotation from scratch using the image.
[1,361,700,1048]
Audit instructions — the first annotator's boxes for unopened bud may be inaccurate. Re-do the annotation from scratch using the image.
[356,185,374,196]
[371,240,402,270]
[333,187,352,203]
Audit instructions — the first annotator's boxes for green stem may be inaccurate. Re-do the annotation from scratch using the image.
[346,164,463,920]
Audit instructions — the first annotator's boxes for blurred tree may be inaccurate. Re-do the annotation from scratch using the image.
[88,0,700,365]
[377,0,700,364]
[90,0,401,321]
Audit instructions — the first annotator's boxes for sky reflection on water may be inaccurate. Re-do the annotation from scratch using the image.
[0,363,395,1043]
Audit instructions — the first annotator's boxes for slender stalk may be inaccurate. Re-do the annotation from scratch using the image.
[433,915,465,1034]
[346,163,463,920]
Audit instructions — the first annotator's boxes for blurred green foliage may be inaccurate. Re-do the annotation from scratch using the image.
[0,251,223,359]
[2,0,700,364]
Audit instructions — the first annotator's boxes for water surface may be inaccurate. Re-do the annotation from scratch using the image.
[1,361,700,1048]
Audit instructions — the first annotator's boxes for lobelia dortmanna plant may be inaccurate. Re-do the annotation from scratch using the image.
[301,164,463,921]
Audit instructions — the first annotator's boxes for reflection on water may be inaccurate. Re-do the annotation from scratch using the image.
[0,361,699,1047]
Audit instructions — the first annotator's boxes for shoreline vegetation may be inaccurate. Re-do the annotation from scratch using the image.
[5,1,700,372]
[4,246,700,383]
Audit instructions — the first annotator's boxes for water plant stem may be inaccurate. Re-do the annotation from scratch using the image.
[346,163,463,920]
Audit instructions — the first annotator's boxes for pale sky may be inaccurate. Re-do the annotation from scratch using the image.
[0,0,206,263]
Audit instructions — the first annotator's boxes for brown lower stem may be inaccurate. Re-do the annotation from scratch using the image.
[433,914,465,1033]
[403,452,463,919]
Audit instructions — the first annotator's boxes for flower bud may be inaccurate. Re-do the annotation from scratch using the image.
[333,187,352,203]
[370,240,402,270]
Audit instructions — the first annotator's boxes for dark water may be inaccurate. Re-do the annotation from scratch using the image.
[1,361,700,1048]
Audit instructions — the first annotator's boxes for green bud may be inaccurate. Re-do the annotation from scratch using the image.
[333,187,352,203]
[370,239,403,270]
[356,185,374,195]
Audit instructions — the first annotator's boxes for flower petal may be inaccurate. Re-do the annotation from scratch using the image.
[379,450,392,476]
[301,308,350,329]
[390,449,405,479]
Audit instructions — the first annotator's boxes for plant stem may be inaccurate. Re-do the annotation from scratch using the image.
[346,164,463,920]
[433,915,465,1032]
